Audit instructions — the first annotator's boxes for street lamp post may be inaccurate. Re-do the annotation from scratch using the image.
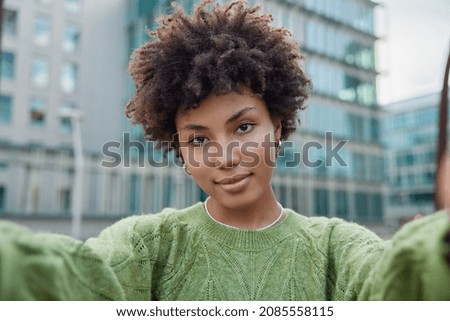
[59,108,84,239]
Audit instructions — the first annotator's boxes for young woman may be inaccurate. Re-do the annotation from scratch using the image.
[0,0,449,300]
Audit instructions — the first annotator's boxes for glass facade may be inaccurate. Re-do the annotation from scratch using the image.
[383,93,449,219]
[305,103,379,142]
[306,59,376,107]
[305,20,375,71]
[304,0,374,35]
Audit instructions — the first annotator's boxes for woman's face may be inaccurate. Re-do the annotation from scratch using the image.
[175,90,281,210]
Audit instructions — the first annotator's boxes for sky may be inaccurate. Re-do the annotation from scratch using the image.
[377,0,450,105]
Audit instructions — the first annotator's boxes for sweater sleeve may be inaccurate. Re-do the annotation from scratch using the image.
[0,209,189,301]
[327,218,386,300]
[83,215,159,300]
[0,221,126,300]
[329,211,450,300]
[359,211,450,300]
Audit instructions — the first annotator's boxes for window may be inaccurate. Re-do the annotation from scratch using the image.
[0,95,12,124]
[129,174,140,213]
[355,192,369,220]
[415,108,436,126]
[278,184,288,206]
[409,192,434,204]
[61,117,72,132]
[61,62,78,93]
[352,153,366,179]
[163,175,175,208]
[356,6,374,34]
[127,24,136,56]
[60,102,76,132]
[31,56,50,87]
[305,20,317,51]
[314,188,328,216]
[335,190,348,219]
[370,117,379,142]
[348,114,364,141]
[424,171,435,185]
[2,9,17,36]
[59,188,71,214]
[32,186,40,212]
[1,52,15,80]
[405,153,415,166]
[30,98,46,126]
[367,156,384,182]
[0,186,5,211]
[36,0,53,4]
[34,15,52,46]
[307,58,376,107]
[63,24,81,52]
[371,194,383,221]
[305,0,315,11]
[66,0,81,13]
[291,186,300,213]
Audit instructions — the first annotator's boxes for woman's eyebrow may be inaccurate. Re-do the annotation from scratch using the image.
[180,106,258,132]
[226,106,258,124]
[181,124,208,131]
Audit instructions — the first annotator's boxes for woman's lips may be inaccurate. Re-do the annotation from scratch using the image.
[215,173,252,193]
[216,173,252,185]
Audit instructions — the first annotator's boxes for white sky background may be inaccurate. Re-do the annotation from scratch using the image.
[377,0,450,105]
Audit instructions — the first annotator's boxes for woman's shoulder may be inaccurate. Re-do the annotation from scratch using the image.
[85,203,205,266]
[101,202,205,239]
[285,209,382,245]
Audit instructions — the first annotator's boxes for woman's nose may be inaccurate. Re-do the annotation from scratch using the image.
[204,139,241,169]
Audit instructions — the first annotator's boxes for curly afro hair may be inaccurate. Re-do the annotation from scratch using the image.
[126,0,310,154]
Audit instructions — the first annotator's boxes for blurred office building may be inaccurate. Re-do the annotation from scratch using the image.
[382,91,450,227]
[0,0,387,238]
[0,0,129,237]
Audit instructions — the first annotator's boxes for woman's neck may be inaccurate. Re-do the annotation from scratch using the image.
[204,188,284,230]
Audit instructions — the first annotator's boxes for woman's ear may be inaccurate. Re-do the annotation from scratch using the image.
[273,118,282,141]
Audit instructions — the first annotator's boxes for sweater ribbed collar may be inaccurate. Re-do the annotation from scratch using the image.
[185,202,297,250]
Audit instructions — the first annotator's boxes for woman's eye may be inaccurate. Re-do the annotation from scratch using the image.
[236,123,254,134]
[190,136,207,146]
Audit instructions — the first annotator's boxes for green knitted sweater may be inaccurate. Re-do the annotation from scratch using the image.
[0,203,449,300]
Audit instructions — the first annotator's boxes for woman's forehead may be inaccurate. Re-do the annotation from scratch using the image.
[175,91,269,127]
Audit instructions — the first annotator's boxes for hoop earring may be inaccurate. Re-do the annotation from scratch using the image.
[183,163,191,175]
[275,140,282,156]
